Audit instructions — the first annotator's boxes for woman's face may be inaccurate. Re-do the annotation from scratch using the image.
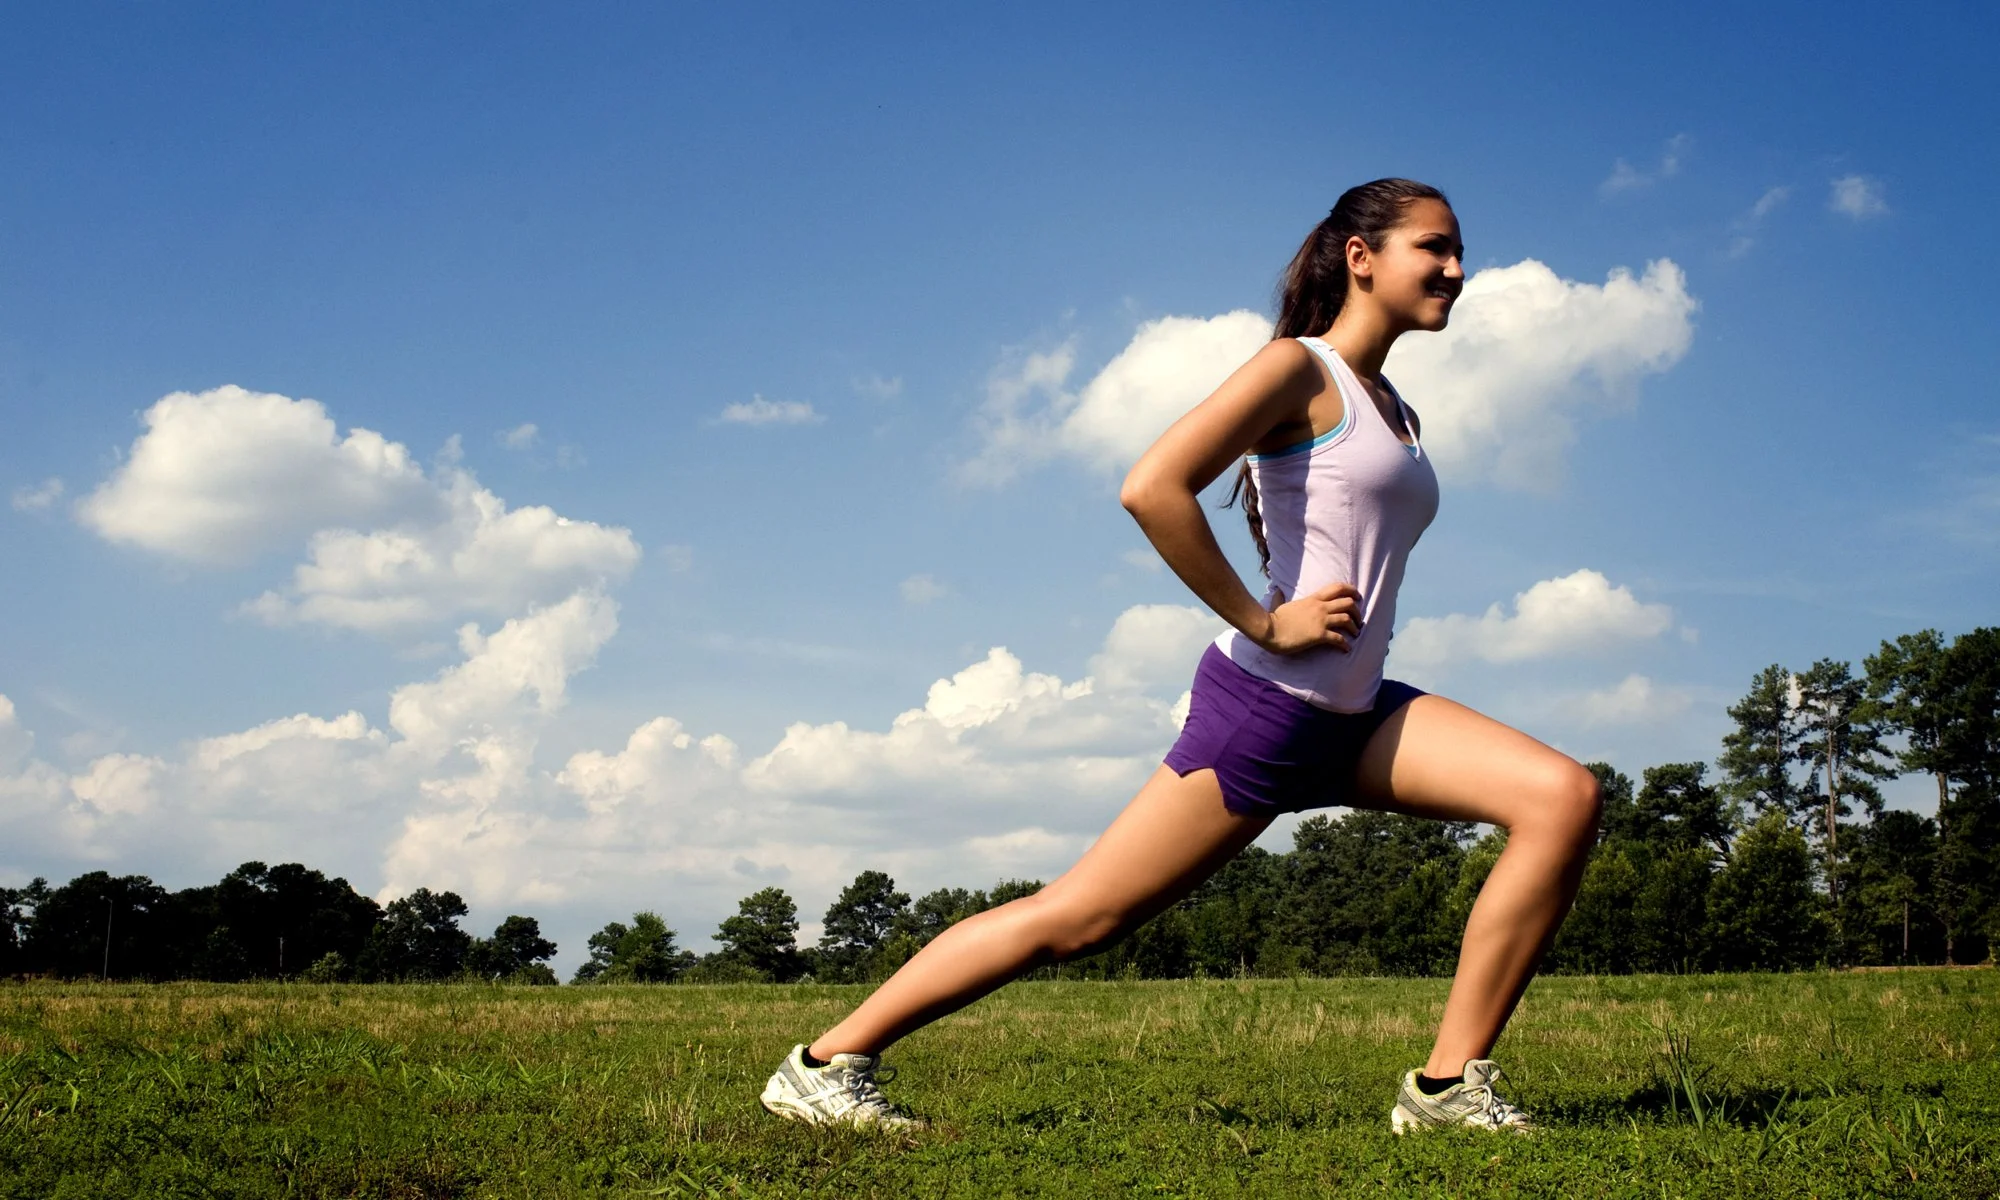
[1354,198,1465,333]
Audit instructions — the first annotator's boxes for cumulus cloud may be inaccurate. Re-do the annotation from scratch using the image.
[717,396,822,426]
[243,473,638,632]
[11,478,63,512]
[498,423,540,450]
[74,385,636,634]
[960,311,1272,485]
[1829,175,1889,219]
[1393,569,1675,671]
[79,386,438,562]
[964,261,1693,492]
[1382,259,1696,489]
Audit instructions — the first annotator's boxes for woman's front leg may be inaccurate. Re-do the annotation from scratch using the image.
[1351,693,1602,1077]
[807,764,1273,1060]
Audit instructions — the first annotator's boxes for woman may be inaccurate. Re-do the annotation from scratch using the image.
[759,178,1601,1135]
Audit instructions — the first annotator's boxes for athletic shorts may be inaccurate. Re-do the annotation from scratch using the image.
[1163,642,1426,817]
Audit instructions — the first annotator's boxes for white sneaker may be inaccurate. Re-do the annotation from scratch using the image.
[760,1043,925,1130]
[1390,1058,1534,1134]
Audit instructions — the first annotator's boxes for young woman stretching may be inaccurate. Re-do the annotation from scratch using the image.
[760,178,1601,1134]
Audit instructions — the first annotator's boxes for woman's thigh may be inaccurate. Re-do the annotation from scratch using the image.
[1349,693,1599,831]
[1037,764,1275,938]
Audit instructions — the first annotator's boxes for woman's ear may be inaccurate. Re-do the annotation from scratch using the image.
[1345,234,1372,281]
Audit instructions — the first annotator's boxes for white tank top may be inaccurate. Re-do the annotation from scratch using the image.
[1215,336,1440,712]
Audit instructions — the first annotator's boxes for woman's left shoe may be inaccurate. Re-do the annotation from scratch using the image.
[1389,1058,1534,1134]
[760,1043,926,1130]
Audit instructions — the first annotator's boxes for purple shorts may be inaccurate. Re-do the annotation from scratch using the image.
[1164,643,1426,817]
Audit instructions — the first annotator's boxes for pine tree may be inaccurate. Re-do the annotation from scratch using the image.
[1720,664,1806,824]
[1791,658,1896,948]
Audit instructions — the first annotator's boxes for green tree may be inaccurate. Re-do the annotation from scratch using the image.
[1632,846,1714,972]
[24,872,172,980]
[468,915,560,983]
[817,871,911,983]
[1630,763,1733,859]
[570,911,692,983]
[715,887,807,982]
[0,878,49,977]
[1842,810,1942,965]
[1792,658,1897,936]
[1703,809,1828,971]
[987,879,1046,906]
[358,888,473,981]
[1865,627,2000,962]
[1720,664,1807,824]
[1549,848,1641,974]
[903,887,988,944]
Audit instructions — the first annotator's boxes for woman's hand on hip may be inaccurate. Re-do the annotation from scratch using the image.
[1256,581,1362,655]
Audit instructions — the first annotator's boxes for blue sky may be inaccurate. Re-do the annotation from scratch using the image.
[3,2,1995,972]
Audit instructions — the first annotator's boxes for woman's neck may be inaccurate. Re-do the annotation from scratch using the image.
[1320,305,1403,385]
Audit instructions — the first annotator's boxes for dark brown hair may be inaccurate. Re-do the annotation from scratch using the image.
[1227,178,1450,576]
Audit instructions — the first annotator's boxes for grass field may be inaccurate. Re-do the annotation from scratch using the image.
[2,969,1995,1198]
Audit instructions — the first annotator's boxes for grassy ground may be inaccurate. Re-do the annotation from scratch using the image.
[1,969,1994,1198]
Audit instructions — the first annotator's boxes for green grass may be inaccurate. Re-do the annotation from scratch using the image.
[2,969,1995,1197]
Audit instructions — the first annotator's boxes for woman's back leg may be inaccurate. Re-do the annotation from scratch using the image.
[807,763,1272,1059]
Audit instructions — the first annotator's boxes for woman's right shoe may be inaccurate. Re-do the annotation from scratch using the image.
[1389,1058,1534,1133]
[760,1043,926,1130]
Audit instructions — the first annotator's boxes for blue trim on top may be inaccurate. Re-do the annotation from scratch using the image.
[1248,408,1349,461]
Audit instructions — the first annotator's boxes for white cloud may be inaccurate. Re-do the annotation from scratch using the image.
[960,311,1272,485]
[498,423,540,450]
[717,396,822,426]
[11,478,63,512]
[1599,133,1693,197]
[79,386,438,563]
[1562,674,1694,727]
[386,590,619,759]
[0,695,33,771]
[964,260,1693,493]
[1394,569,1676,671]
[243,472,639,632]
[900,573,950,604]
[1383,258,1697,489]
[1087,604,1224,694]
[74,384,637,634]
[1830,175,1889,219]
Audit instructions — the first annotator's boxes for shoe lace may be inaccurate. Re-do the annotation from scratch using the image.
[1464,1068,1529,1127]
[841,1062,900,1115]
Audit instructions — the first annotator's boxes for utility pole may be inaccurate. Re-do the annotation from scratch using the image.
[279,936,285,976]
[102,895,113,982]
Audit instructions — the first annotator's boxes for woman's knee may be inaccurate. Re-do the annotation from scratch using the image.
[1512,760,1602,846]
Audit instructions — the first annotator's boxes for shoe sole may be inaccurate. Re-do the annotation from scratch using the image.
[1390,1102,1425,1135]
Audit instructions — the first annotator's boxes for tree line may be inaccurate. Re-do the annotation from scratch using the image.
[5,625,1994,983]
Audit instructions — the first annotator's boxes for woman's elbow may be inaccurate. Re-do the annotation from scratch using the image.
[1119,468,1169,517]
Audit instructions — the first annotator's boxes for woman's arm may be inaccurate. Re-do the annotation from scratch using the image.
[1119,339,1362,656]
